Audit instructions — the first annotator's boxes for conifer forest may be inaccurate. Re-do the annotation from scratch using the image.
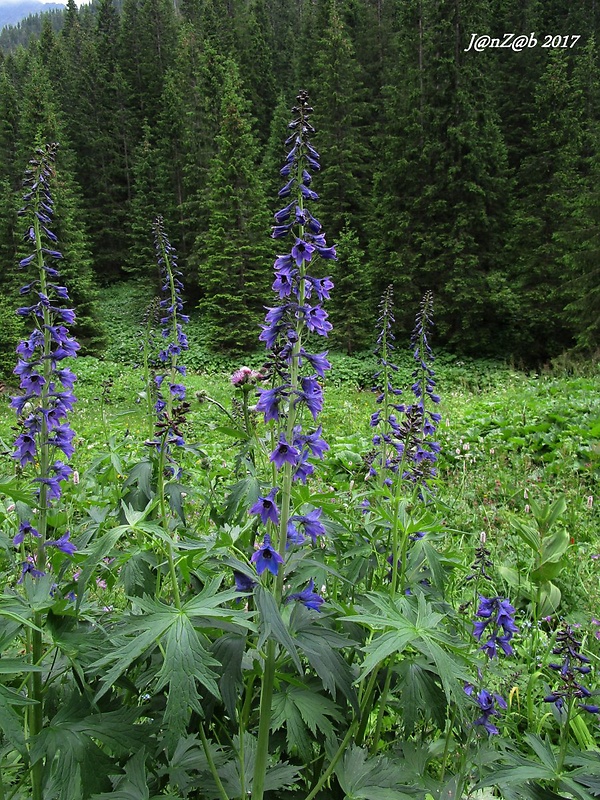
[0,1,599,799]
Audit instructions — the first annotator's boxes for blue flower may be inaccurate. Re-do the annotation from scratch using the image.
[473,596,519,658]
[249,488,280,526]
[251,534,284,577]
[270,436,300,470]
[286,579,324,611]
[233,570,256,593]
[465,685,506,735]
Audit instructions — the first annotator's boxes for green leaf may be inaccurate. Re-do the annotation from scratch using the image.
[155,614,221,751]
[291,606,358,710]
[76,525,129,612]
[0,658,43,674]
[541,528,570,563]
[91,750,150,800]
[538,581,562,616]
[123,460,154,501]
[335,745,414,800]
[254,585,302,674]
[91,604,177,701]
[217,733,300,798]
[0,685,30,756]
[272,683,342,760]
[0,476,35,505]
[510,520,540,553]
[165,481,188,524]
[212,634,246,719]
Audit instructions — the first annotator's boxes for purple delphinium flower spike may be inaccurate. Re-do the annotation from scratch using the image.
[368,288,440,490]
[250,91,335,589]
[544,624,599,714]
[465,685,507,735]
[11,144,80,577]
[147,217,190,457]
[258,91,335,486]
[473,596,519,658]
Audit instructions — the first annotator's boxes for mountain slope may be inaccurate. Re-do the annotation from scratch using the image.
[0,1,65,29]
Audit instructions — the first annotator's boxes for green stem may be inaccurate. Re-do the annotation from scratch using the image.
[252,115,310,800]
[251,639,277,800]
[157,439,181,609]
[303,720,358,800]
[199,722,229,800]
[29,203,53,800]
[355,668,380,746]
[554,699,573,790]
[370,663,393,755]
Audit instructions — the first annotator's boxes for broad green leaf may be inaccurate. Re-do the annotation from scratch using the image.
[335,745,414,800]
[76,525,129,612]
[539,581,562,616]
[510,520,540,553]
[496,565,532,597]
[255,585,302,673]
[91,750,150,800]
[272,683,342,760]
[155,613,221,751]
[541,528,570,563]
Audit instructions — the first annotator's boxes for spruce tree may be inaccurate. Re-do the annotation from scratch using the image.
[328,222,371,354]
[197,59,273,352]
[310,0,371,241]
[510,50,586,359]
[369,0,514,355]
[16,53,103,350]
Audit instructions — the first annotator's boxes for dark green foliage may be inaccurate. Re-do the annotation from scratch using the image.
[370,0,514,354]
[509,50,587,359]
[0,296,24,381]
[310,0,371,241]
[197,60,273,353]
[1,0,600,360]
[328,223,371,354]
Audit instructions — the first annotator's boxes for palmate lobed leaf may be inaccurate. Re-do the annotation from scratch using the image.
[90,749,150,800]
[272,682,343,760]
[290,605,359,710]
[344,593,470,705]
[335,745,415,800]
[217,733,301,798]
[156,614,221,751]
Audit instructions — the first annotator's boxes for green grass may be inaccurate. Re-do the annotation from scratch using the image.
[1,352,598,624]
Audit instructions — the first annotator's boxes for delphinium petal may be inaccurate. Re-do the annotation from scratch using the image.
[11,143,80,590]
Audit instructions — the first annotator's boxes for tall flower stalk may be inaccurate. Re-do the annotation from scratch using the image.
[11,143,79,800]
[252,90,335,800]
[368,289,440,593]
[149,216,189,607]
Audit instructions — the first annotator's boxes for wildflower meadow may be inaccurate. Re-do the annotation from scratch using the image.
[0,90,599,800]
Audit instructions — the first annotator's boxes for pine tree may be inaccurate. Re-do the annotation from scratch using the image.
[328,222,371,354]
[310,0,371,241]
[233,0,276,141]
[510,50,587,359]
[369,0,514,355]
[16,53,103,349]
[126,121,164,283]
[197,59,273,352]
